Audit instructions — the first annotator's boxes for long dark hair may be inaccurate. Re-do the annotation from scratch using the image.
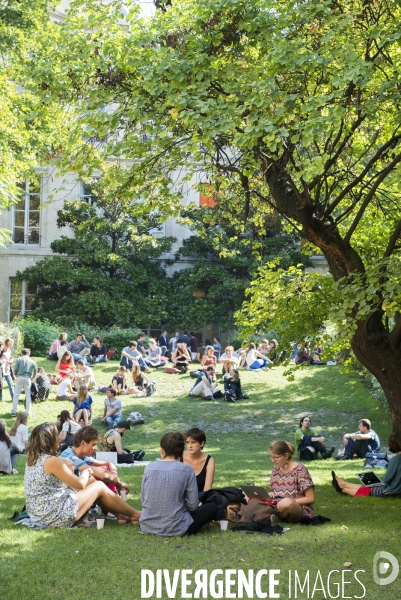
[60,410,72,428]
[26,423,59,466]
[0,422,11,448]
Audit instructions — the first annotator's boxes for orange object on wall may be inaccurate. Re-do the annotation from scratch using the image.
[199,184,216,207]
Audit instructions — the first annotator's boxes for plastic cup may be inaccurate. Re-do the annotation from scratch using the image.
[220,520,228,531]
[96,519,105,530]
[120,490,128,501]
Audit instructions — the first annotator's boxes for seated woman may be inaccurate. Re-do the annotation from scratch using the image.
[172,343,191,374]
[59,409,82,451]
[223,368,248,400]
[126,365,149,396]
[140,432,219,536]
[145,339,162,368]
[295,415,335,460]
[9,412,29,468]
[332,434,401,498]
[55,351,75,380]
[257,339,270,356]
[48,332,67,361]
[75,359,95,391]
[89,335,107,364]
[295,342,313,365]
[246,440,315,524]
[24,422,141,528]
[73,386,93,425]
[56,373,75,401]
[183,428,215,492]
[0,420,13,474]
[245,342,272,370]
[219,346,239,374]
[201,346,217,372]
[111,366,128,394]
[35,367,53,402]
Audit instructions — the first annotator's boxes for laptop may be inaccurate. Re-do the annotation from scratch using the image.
[356,471,384,487]
[240,485,279,504]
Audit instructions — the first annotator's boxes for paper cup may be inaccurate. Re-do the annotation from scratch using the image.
[96,519,105,530]
[220,520,228,531]
[120,490,128,501]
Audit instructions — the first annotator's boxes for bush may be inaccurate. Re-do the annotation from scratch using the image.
[17,318,60,356]
[17,318,143,358]
[0,322,24,355]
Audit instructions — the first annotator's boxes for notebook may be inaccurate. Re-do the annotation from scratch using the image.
[240,485,279,504]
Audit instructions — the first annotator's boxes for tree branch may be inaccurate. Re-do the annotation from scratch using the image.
[383,217,401,258]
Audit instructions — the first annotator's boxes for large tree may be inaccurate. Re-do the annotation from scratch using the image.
[25,0,401,437]
[18,169,175,326]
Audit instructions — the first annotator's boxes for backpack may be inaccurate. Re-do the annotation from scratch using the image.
[224,390,236,403]
[126,411,144,425]
[300,446,317,461]
[145,381,156,397]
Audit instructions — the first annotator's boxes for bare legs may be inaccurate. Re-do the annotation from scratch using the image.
[276,498,302,522]
[334,474,362,497]
[74,481,141,524]
[74,408,90,425]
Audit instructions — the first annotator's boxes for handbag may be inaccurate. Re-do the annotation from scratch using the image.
[64,423,74,447]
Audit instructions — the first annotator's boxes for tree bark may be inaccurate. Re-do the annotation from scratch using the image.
[265,166,401,441]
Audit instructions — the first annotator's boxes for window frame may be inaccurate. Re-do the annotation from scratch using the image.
[12,177,42,245]
[8,278,37,322]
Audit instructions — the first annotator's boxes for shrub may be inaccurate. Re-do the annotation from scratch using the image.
[17,318,60,356]
[0,322,24,355]
[17,318,143,358]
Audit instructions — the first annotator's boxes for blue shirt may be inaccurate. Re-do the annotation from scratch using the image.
[59,446,95,469]
[72,396,93,415]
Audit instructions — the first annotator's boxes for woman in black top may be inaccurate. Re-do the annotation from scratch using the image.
[183,428,215,492]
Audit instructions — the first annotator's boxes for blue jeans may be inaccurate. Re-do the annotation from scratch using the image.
[343,439,370,459]
[120,356,148,372]
[4,374,14,398]
[298,434,327,459]
[95,356,107,363]
[106,415,122,429]
[71,353,84,363]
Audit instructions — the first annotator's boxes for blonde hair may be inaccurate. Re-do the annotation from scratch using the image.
[10,412,28,436]
[148,338,156,346]
[269,440,295,458]
[26,423,59,466]
[4,337,13,348]
[76,386,88,407]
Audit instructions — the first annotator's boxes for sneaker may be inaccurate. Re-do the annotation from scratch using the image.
[133,450,145,461]
[270,514,279,524]
[323,446,335,459]
[100,512,117,520]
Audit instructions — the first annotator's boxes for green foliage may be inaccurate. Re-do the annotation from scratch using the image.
[17,169,176,327]
[17,318,60,356]
[0,322,23,354]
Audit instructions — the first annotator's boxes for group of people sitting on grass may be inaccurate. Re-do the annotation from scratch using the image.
[48,332,109,364]
[5,419,400,534]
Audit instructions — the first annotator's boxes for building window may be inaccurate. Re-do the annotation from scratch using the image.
[9,279,37,321]
[79,181,94,204]
[13,177,41,244]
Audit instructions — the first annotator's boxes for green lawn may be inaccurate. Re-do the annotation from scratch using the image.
[0,361,398,600]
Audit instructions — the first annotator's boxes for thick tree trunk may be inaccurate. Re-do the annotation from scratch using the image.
[265,167,401,442]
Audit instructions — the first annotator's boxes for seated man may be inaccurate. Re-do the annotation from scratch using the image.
[137,333,149,356]
[100,388,123,429]
[337,418,380,460]
[295,415,335,460]
[120,341,150,373]
[190,366,219,400]
[101,421,145,464]
[67,333,91,363]
[60,425,129,518]
[219,345,239,374]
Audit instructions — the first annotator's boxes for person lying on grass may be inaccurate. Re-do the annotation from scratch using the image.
[183,427,215,492]
[60,425,130,517]
[24,422,141,528]
[139,431,219,536]
[332,434,401,498]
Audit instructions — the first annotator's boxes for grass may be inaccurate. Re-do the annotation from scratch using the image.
[0,360,399,600]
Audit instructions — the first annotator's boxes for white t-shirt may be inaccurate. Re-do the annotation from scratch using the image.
[62,420,81,434]
[76,366,93,382]
[57,379,71,397]
[10,424,29,453]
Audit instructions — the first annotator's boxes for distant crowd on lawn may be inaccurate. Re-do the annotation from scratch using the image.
[1,330,400,535]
